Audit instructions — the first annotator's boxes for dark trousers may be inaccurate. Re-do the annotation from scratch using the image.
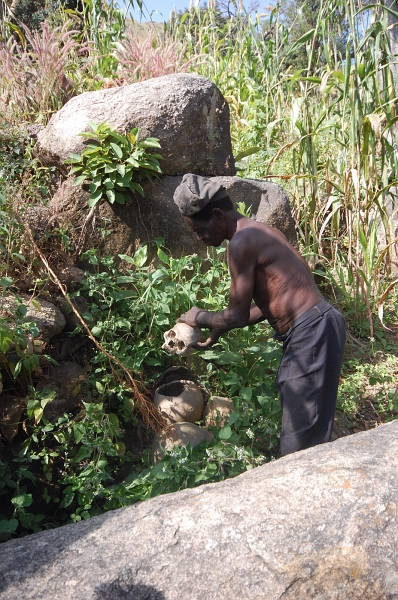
[275,299,346,456]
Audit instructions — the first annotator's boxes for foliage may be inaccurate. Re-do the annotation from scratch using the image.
[1,0,398,545]
[0,281,41,392]
[65,122,163,207]
[76,0,126,80]
[168,0,398,331]
[0,244,281,541]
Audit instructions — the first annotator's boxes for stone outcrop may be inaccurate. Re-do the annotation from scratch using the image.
[1,420,398,599]
[1,295,66,344]
[39,361,86,421]
[35,73,235,177]
[44,176,297,259]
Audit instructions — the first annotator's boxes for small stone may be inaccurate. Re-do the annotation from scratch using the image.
[203,396,234,428]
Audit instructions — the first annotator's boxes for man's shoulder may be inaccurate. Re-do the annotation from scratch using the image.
[231,219,273,247]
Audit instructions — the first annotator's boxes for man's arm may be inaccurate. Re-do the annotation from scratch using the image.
[248,303,266,325]
[178,231,264,348]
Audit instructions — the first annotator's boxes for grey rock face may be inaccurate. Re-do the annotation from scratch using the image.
[1,420,398,599]
[35,73,235,177]
[39,361,86,421]
[214,176,298,246]
[1,295,66,343]
[48,176,296,259]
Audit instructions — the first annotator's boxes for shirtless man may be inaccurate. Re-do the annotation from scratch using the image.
[173,173,346,456]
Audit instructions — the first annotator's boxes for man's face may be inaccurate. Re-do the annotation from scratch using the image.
[183,212,226,247]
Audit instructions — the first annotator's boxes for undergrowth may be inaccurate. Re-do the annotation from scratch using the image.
[0,243,282,541]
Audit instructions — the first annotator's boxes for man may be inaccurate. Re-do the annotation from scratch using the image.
[173,173,346,456]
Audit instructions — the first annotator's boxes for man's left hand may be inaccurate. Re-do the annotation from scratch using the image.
[177,307,204,328]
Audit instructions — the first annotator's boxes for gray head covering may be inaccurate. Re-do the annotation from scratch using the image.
[173,173,228,216]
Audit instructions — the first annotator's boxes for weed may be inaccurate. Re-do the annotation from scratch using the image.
[65,122,163,208]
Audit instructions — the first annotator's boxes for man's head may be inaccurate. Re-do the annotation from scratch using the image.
[174,174,235,246]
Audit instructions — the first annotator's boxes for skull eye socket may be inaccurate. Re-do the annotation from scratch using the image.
[168,340,175,348]
[169,330,176,338]
[177,341,186,350]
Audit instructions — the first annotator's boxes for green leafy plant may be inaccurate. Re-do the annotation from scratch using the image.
[65,122,163,207]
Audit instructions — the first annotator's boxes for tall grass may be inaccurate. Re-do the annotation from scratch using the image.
[168,0,398,332]
[0,0,397,330]
[0,22,81,123]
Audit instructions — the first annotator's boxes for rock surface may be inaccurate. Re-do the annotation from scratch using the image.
[46,175,296,259]
[1,295,66,343]
[39,361,86,421]
[203,395,234,427]
[1,420,398,599]
[35,73,235,177]
[0,394,26,442]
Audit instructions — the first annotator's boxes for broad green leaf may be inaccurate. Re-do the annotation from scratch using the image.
[115,192,126,204]
[129,182,144,196]
[89,181,101,193]
[0,276,13,289]
[240,387,253,401]
[73,175,86,186]
[118,254,136,264]
[116,164,126,177]
[287,29,315,56]
[219,425,232,440]
[133,245,148,267]
[0,518,18,534]
[0,325,13,352]
[116,275,137,284]
[88,189,102,207]
[229,411,240,424]
[108,413,119,427]
[110,142,123,158]
[11,493,33,508]
[126,157,140,168]
[216,351,242,365]
[157,248,170,265]
[110,290,138,300]
[106,189,115,203]
[137,138,161,149]
[74,423,86,443]
[151,462,171,479]
[235,146,261,161]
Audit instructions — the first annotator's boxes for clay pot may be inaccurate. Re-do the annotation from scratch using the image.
[153,380,204,425]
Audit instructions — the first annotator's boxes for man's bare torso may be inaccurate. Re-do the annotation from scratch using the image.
[229,217,323,334]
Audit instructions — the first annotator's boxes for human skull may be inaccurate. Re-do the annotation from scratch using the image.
[162,322,203,356]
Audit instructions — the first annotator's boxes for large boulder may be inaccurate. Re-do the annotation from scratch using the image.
[1,420,398,599]
[35,73,235,177]
[45,176,297,259]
